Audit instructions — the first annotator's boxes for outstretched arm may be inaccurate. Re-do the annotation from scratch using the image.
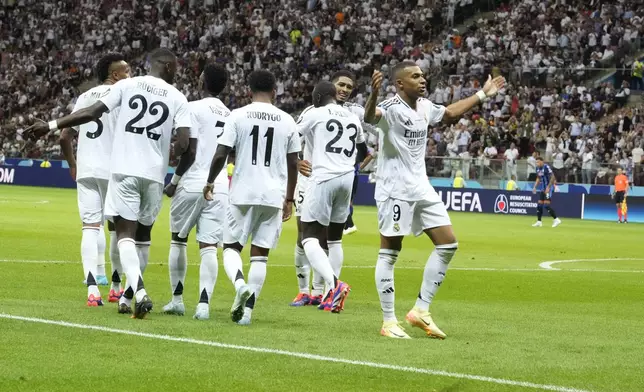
[442,75,506,123]
[26,102,109,139]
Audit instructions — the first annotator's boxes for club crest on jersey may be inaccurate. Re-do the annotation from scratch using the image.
[494,194,509,214]
[393,223,400,232]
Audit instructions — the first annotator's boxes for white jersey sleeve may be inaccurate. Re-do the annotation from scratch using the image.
[226,102,301,208]
[74,85,119,181]
[180,97,231,193]
[102,75,193,184]
[418,98,446,126]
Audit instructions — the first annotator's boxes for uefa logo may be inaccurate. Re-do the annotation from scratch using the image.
[494,194,509,214]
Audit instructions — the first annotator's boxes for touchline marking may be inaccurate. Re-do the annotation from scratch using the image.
[2,259,644,273]
[0,314,591,392]
[538,258,644,271]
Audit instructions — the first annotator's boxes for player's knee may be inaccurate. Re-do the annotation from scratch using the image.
[107,220,115,232]
[223,242,243,252]
[135,224,153,242]
[172,232,188,243]
[199,242,217,250]
[378,249,399,266]
[435,243,458,264]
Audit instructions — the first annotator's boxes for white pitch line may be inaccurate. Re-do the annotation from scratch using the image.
[0,313,592,392]
[538,258,644,271]
[2,259,644,273]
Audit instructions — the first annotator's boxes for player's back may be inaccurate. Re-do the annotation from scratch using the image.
[300,103,364,182]
[104,75,189,183]
[181,97,230,192]
[221,102,298,208]
[375,95,444,201]
[74,84,119,181]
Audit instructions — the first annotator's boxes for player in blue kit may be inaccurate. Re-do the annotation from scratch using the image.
[532,157,562,227]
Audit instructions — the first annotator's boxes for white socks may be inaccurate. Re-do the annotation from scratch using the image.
[168,241,187,303]
[223,248,246,290]
[136,241,151,274]
[118,238,146,300]
[302,238,335,293]
[245,256,267,316]
[328,240,343,277]
[375,249,399,322]
[414,243,458,312]
[96,226,106,277]
[81,227,100,296]
[109,231,122,292]
[294,245,310,294]
[199,247,218,305]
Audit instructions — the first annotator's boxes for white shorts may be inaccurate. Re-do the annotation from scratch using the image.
[170,187,228,244]
[224,204,283,249]
[294,175,309,218]
[77,177,109,224]
[376,192,451,237]
[301,172,353,226]
[104,174,163,226]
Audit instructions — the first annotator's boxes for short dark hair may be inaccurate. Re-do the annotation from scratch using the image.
[203,63,228,96]
[96,53,126,82]
[248,70,276,93]
[149,48,176,64]
[330,70,356,84]
[536,156,544,162]
[390,60,419,80]
[312,81,336,107]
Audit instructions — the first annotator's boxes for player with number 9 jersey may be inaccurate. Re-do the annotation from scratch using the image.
[99,75,193,226]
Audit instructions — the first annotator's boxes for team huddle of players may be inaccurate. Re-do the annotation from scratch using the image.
[27,48,506,338]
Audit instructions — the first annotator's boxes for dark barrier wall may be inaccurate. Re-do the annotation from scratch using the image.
[0,166,172,189]
[583,194,644,223]
[3,167,639,222]
[352,175,583,218]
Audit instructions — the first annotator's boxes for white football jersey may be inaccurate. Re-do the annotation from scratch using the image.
[100,75,193,184]
[219,102,300,208]
[180,97,231,193]
[297,103,365,183]
[375,94,445,202]
[73,85,119,181]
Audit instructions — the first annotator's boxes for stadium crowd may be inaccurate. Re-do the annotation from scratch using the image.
[1,0,643,185]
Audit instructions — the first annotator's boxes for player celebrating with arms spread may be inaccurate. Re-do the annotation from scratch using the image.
[364,62,505,339]
[532,157,562,227]
[59,53,130,306]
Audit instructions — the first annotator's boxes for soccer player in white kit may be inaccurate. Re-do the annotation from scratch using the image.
[59,53,130,307]
[296,81,368,313]
[290,70,372,307]
[363,61,505,339]
[161,64,231,320]
[29,49,193,319]
[203,70,299,326]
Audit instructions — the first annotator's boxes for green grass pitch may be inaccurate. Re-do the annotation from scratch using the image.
[0,185,642,392]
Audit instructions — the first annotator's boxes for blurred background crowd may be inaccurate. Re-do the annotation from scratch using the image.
[1,0,643,185]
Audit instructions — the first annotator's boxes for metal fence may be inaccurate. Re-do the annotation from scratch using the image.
[361,156,644,188]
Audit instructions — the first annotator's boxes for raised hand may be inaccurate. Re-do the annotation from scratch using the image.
[371,70,383,93]
[482,75,506,98]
